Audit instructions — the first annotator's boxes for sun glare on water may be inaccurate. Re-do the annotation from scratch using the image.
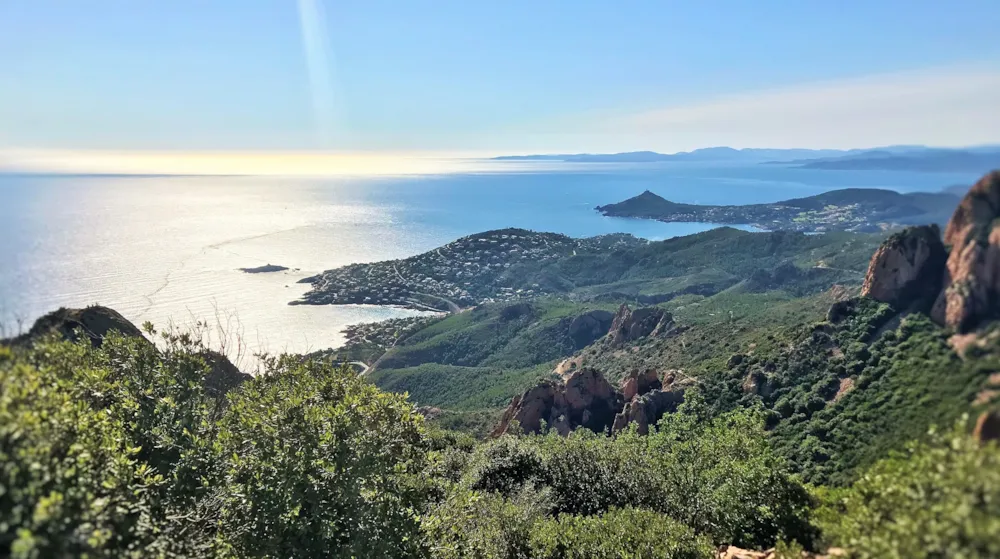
[0,150,505,176]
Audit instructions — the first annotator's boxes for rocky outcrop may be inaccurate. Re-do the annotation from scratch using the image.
[567,309,615,349]
[717,546,844,559]
[199,350,252,398]
[861,224,946,311]
[8,305,145,348]
[612,370,689,435]
[5,306,251,398]
[620,368,661,401]
[492,367,688,437]
[611,386,686,435]
[932,171,1000,331]
[973,410,1000,444]
[606,304,675,348]
[491,368,622,437]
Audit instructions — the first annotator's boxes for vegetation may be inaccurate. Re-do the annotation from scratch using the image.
[298,227,882,312]
[816,422,1000,558]
[2,323,999,557]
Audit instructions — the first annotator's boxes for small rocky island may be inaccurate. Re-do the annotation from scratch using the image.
[239,264,289,274]
[294,228,646,312]
[596,188,960,233]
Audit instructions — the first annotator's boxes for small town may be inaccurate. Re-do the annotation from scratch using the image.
[296,229,645,312]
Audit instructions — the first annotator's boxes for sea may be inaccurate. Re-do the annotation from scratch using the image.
[0,160,979,368]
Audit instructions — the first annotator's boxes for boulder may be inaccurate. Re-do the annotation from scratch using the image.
[861,224,946,311]
[567,309,615,348]
[606,304,675,348]
[932,171,1000,331]
[8,305,145,348]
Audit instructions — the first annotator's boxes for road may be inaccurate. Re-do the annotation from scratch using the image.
[392,264,461,314]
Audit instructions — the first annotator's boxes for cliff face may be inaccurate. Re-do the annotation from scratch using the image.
[860,224,946,311]
[932,171,1000,331]
[859,171,1000,333]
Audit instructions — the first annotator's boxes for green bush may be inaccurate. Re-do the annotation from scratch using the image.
[213,356,430,558]
[0,343,162,557]
[816,424,1000,558]
[422,486,552,559]
[0,335,433,558]
[529,507,713,559]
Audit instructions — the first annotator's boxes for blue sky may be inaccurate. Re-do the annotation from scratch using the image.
[2,0,999,155]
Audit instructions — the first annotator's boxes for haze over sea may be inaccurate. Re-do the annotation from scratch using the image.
[0,160,979,363]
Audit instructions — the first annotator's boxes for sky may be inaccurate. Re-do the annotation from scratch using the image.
[2,0,1000,165]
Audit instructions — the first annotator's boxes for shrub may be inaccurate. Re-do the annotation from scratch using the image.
[816,424,1000,558]
[423,486,551,559]
[529,507,713,559]
[466,436,546,496]
[213,356,430,558]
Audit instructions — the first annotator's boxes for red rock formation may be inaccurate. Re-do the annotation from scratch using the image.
[606,304,675,348]
[567,309,615,349]
[973,410,1000,444]
[491,369,622,437]
[612,370,689,435]
[932,171,1000,331]
[860,224,946,310]
[620,368,661,401]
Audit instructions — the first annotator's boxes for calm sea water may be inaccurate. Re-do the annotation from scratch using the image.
[0,161,978,364]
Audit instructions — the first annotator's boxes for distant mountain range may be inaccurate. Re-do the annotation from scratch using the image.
[494,145,1000,173]
[493,148,852,163]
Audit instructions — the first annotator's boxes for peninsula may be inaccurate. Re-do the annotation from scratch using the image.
[294,226,879,313]
[595,188,961,232]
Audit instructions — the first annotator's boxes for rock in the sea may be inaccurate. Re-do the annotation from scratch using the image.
[491,368,623,437]
[606,304,675,348]
[7,305,145,348]
[567,309,615,349]
[861,224,946,311]
[932,171,1000,331]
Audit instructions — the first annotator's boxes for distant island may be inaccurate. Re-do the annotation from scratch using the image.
[595,188,961,232]
[239,264,289,274]
[493,147,852,163]
[493,145,1000,173]
[772,148,1000,173]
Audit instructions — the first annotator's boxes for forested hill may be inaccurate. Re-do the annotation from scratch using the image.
[596,187,960,232]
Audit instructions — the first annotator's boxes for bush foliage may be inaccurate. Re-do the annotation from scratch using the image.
[1,326,997,557]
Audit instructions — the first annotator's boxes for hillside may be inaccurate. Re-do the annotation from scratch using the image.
[297,226,882,312]
[596,187,960,232]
